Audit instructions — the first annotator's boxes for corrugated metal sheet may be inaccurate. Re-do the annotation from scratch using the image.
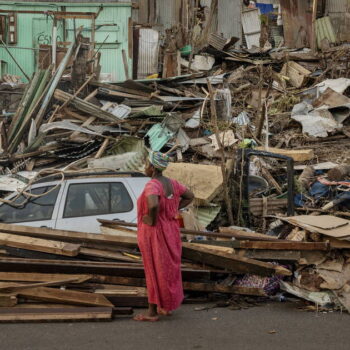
[0,2,132,82]
[195,206,221,229]
[241,8,261,49]
[316,16,337,48]
[137,28,159,79]
[156,0,179,31]
[326,0,348,13]
[326,0,350,42]
[217,0,242,45]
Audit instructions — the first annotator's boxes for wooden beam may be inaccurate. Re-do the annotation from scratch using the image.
[0,294,17,307]
[0,272,92,283]
[18,287,113,307]
[0,257,213,281]
[79,248,141,263]
[219,227,279,241]
[182,243,291,276]
[0,223,138,248]
[0,307,112,322]
[0,232,80,256]
[235,241,329,251]
[237,249,301,261]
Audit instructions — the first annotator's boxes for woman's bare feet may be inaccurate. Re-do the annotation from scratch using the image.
[133,314,159,322]
[157,307,172,316]
[133,303,159,322]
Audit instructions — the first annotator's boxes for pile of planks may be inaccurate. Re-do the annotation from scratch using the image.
[0,220,298,322]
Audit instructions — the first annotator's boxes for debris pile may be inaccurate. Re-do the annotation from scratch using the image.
[0,2,350,320]
[0,221,292,322]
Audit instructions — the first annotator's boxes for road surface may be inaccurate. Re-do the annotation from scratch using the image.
[0,302,348,350]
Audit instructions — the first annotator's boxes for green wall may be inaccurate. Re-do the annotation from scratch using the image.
[0,2,132,82]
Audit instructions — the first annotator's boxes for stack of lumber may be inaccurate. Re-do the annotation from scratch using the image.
[0,221,298,322]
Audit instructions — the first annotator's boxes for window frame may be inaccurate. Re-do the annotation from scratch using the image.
[62,181,134,219]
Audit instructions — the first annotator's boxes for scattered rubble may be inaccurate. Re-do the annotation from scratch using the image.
[0,0,349,322]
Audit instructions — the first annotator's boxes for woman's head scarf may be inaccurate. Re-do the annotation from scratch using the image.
[149,151,170,171]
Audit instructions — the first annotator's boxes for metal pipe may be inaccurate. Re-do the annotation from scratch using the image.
[52,19,57,72]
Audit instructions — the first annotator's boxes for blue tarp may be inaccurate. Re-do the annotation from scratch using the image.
[256,3,274,14]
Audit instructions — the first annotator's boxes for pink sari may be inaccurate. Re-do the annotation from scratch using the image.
[137,178,187,311]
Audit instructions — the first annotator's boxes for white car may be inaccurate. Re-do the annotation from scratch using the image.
[0,172,149,233]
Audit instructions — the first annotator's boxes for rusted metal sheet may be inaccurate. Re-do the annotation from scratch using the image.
[280,0,313,49]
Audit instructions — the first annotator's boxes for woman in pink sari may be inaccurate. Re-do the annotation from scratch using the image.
[134,151,194,322]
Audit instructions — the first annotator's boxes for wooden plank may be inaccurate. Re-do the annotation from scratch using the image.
[79,248,141,263]
[219,227,279,241]
[237,249,301,261]
[18,287,113,307]
[0,257,213,281]
[237,241,329,251]
[0,223,138,248]
[0,294,17,307]
[100,220,268,241]
[182,243,291,277]
[0,277,88,293]
[0,232,80,257]
[0,272,92,283]
[256,147,314,162]
[0,307,112,322]
[91,275,146,287]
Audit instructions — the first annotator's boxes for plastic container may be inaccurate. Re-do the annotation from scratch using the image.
[180,45,192,57]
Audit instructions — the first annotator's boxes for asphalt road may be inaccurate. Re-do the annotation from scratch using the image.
[0,302,349,350]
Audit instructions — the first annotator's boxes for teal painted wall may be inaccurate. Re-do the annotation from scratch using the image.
[0,2,132,82]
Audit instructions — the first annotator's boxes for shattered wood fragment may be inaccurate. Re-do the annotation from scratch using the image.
[281,61,311,88]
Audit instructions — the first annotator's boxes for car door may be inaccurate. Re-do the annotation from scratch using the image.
[0,182,63,229]
[55,178,137,233]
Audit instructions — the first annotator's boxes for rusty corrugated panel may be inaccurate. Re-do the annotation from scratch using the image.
[280,0,313,49]
[217,0,241,45]
[137,28,159,79]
